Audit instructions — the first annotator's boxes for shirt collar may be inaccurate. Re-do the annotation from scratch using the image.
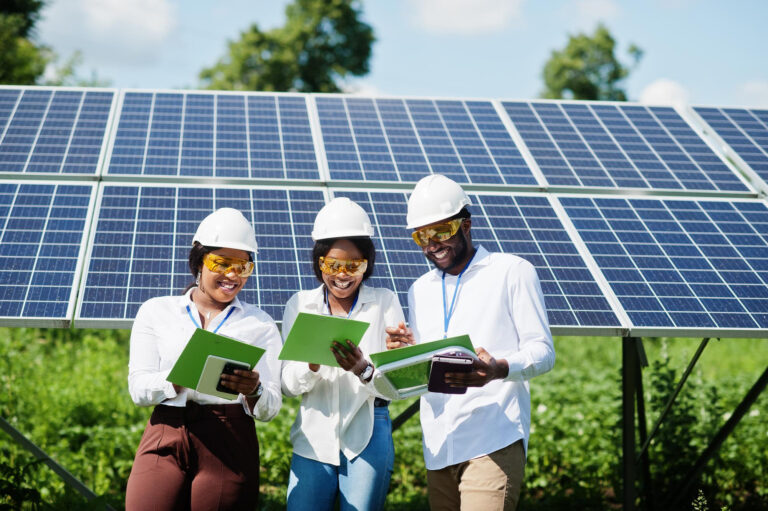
[425,244,490,281]
[305,283,376,312]
[181,287,244,313]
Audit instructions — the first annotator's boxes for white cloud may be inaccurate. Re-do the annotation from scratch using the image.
[410,0,525,36]
[738,80,768,108]
[639,79,691,109]
[561,0,621,31]
[40,0,177,65]
[342,80,387,97]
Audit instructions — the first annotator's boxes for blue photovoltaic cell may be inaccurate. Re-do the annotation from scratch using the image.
[560,196,768,330]
[503,101,747,192]
[694,106,768,188]
[333,189,619,328]
[78,185,325,323]
[0,87,113,175]
[0,182,92,321]
[316,96,537,185]
[106,92,319,180]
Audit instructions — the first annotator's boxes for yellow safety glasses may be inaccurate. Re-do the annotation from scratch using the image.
[319,256,368,276]
[411,218,465,247]
[203,253,254,278]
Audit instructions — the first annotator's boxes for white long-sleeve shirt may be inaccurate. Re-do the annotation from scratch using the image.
[128,289,282,422]
[408,245,555,470]
[281,284,405,465]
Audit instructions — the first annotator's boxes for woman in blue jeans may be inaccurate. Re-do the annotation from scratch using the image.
[281,198,405,510]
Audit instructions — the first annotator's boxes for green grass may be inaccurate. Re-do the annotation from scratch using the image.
[1,328,766,510]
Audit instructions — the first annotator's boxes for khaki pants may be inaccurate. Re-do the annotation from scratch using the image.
[125,402,260,511]
[426,440,525,511]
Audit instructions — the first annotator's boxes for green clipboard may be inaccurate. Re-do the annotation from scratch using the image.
[279,312,370,367]
[370,334,476,399]
[167,329,265,395]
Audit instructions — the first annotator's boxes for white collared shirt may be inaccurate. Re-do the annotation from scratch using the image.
[281,283,405,465]
[128,288,282,422]
[408,245,555,470]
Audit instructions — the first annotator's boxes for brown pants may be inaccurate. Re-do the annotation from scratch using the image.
[125,402,260,511]
[426,440,526,511]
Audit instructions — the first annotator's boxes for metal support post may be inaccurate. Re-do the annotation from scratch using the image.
[665,366,768,509]
[622,336,640,511]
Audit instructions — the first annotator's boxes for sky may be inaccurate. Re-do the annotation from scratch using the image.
[36,0,768,109]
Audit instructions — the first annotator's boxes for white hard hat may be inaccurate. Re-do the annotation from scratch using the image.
[312,197,374,241]
[406,174,471,229]
[193,208,258,253]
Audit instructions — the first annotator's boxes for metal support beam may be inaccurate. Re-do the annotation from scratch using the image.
[634,339,654,511]
[0,416,115,510]
[637,338,710,463]
[392,399,420,432]
[665,366,768,509]
[622,336,640,511]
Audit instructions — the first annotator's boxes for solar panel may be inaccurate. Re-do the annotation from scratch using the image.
[503,101,750,192]
[0,181,95,326]
[559,195,768,336]
[75,184,326,327]
[693,106,768,192]
[105,91,320,180]
[315,96,539,186]
[332,189,622,334]
[0,87,115,176]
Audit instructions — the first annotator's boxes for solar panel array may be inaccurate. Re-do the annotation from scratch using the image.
[106,91,319,180]
[1,85,766,338]
[693,106,768,193]
[503,101,749,192]
[0,88,113,176]
[315,96,538,185]
[0,181,94,325]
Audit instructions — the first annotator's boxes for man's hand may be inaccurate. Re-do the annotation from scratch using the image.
[385,322,414,349]
[444,347,509,388]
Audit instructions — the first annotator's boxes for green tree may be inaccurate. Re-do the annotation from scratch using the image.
[0,0,51,84]
[540,23,642,101]
[200,0,374,93]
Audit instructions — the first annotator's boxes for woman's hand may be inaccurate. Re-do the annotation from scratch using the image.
[331,340,368,375]
[219,368,261,397]
[385,322,415,350]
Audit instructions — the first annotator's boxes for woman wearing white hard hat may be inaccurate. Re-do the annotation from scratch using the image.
[126,207,282,511]
[281,197,405,511]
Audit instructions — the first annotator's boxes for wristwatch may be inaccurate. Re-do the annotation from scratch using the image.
[358,363,374,383]
[247,382,264,399]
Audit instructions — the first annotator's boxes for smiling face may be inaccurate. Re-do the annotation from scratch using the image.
[197,247,250,305]
[420,218,473,275]
[321,239,364,301]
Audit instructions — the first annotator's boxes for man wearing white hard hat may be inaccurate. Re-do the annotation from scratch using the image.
[282,197,406,511]
[126,207,283,510]
[386,175,555,510]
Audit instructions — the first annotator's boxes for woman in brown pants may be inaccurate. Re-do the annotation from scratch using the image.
[125,208,283,510]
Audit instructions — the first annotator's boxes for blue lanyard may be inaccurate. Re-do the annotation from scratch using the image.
[186,304,235,334]
[324,286,358,319]
[441,251,476,338]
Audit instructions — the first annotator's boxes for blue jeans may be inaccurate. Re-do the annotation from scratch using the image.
[286,406,395,511]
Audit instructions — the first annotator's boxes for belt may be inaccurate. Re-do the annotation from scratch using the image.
[153,402,247,422]
[373,397,390,407]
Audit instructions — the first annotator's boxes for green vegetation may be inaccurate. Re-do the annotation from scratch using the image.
[540,23,643,101]
[199,0,374,93]
[1,328,766,510]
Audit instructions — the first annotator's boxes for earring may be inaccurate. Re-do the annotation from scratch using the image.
[195,275,200,286]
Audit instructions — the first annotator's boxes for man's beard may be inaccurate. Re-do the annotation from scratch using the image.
[428,230,469,273]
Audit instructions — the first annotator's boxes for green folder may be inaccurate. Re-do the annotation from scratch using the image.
[370,334,475,397]
[279,312,370,367]
[167,328,265,393]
